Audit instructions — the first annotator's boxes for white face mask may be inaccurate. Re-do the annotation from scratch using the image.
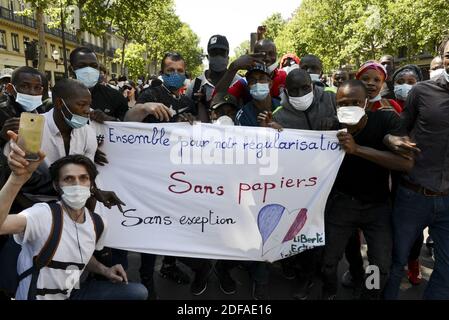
[369,94,382,103]
[212,115,234,126]
[267,62,278,74]
[394,84,413,101]
[337,101,367,125]
[444,69,449,83]
[309,73,321,82]
[283,64,299,75]
[13,85,42,111]
[430,68,444,81]
[288,90,314,111]
[61,185,92,210]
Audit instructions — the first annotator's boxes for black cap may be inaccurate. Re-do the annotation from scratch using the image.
[211,93,239,110]
[207,35,229,53]
[246,62,270,78]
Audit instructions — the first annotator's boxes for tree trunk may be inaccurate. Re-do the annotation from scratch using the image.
[120,35,128,76]
[102,33,108,67]
[76,0,85,44]
[36,6,46,73]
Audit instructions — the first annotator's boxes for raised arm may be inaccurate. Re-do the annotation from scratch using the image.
[214,53,266,97]
[0,131,45,234]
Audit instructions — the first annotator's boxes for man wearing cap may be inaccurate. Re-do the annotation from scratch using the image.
[210,93,239,124]
[235,63,280,127]
[214,39,286,103]
[186,35,241,122]
[258,68,338,300]
[233,62,280,300]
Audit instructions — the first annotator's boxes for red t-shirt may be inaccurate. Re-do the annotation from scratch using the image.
[227,68,287,103]
[395,100,405,111]
[371,99,402,113]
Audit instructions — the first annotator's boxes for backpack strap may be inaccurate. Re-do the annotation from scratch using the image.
[23,202,63,300]
[34,203,64,268]
[88,211,104,244]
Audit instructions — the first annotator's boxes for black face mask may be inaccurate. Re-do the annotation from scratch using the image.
[209,56,228,72]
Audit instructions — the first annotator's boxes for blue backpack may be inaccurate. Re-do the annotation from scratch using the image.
[0,202,104,300]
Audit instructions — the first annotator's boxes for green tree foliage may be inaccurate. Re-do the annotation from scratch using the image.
[229,40,250,64]
[22,0,203,77]
[138,1,203,77]
[261,13,286,41]
[113,43,146,80]
[274,0,449,72]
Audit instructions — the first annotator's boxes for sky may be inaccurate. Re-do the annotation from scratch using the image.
[174,0,302,55]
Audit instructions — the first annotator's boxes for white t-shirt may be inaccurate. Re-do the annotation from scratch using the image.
[3,109,98,166]
[40,109,98,167]
[14,202,107,300]
[186,71,242,103]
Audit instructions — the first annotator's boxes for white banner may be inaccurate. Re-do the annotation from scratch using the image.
[95,122,344,262]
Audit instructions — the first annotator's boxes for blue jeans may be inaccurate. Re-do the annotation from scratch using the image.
[384,185,449,300]
[70,279,148,300]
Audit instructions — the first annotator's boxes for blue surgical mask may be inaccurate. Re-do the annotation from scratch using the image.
[162,72,186,91]
[394,84,413,101]
[61,99,89,129]
[250,83,270,101]
[13,85,42,111]
[74,67,100,88]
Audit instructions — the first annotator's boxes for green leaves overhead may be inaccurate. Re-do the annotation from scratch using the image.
[22,0,203,78]
[272,0,449,71]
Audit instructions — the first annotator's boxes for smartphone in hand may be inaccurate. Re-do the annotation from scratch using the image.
[17,113,45,161]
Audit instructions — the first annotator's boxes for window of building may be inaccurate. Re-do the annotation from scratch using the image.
[111,63,117,74]
[11,33,19,52]
[44,41,48,58]
[0,30,7,49]
[50,44,56,56]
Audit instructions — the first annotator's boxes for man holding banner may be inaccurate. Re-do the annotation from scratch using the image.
[321,80,413,300]
[124,52,212,298]
[259,67,338,300]
[95,93,346,302]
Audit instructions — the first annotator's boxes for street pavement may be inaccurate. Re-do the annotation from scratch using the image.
[125,242,434,300]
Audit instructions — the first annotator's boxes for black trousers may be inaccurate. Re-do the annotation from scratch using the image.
[322,193,392,299]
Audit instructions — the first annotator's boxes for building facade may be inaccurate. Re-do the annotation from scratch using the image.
[0,0,123,85]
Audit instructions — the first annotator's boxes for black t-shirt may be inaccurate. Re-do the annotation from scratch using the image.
[333,110,404,203]
[90,83,129,121]
[136,84,197,123]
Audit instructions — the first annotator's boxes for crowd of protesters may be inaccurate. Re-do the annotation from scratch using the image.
[0,26,448,301]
